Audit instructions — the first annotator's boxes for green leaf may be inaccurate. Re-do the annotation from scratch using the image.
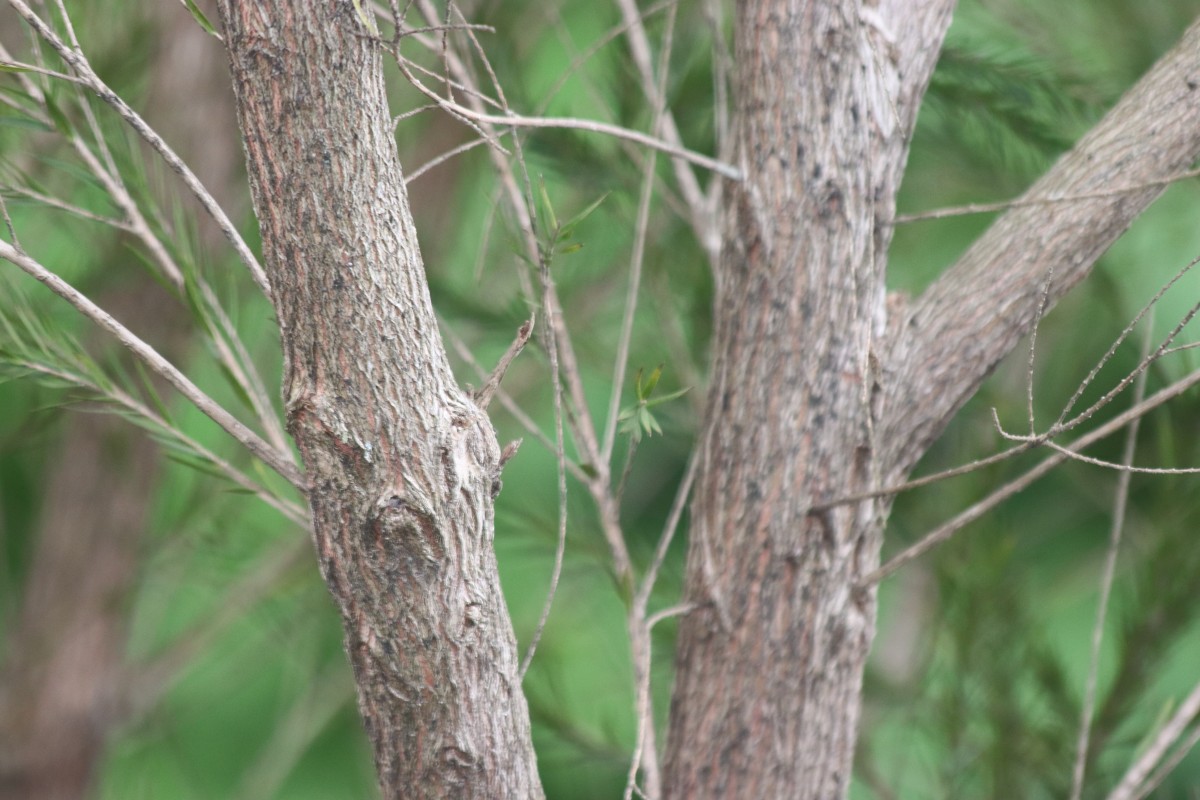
[554,242,583,255]
[557,191,609,240]
[632,366,645,400]
[166,451,231,482]
[42,91,72,135]
[644,386,690,408]
[180,0,220,38]
[134,359,173,425]
[638,406,662,438]
[0,114,52,133]
[216,359,255,415]
[537,174,558,234]
[641,364,664,398]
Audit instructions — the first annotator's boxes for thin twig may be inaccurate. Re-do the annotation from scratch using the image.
[541,0,678,111]
[864,365,1200,586]
[810,443,1032,511]
[1055,252,1200,431]
[1070,316,1152,800]
[5,356,306,527]
[401,68,740,179]
[619,21,686,777]
[442,322,589,484]
[473,317,534,410]
[404,136,488,183]
[0,58,86,85]
[1,16,289,454]
[0,241,303,489]
[891,166,1200,225]
[2,184,130,229]
[601,1,676,466]
[1105,678,1200,800]
[636,449,698,610]
[415,1,596,674]
[1026,266,1054,434]
[8,0,271,297]
[613,0,716,260]
[1132,723,1200,800]
[646,602,696,631]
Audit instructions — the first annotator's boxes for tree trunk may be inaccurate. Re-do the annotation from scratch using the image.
[664,3,1200,797]
[215,2,542,798]
[661,2,950,796]
[211,0,1200,798]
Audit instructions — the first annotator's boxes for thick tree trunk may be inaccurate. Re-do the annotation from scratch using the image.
[216,2,542,798]
[212,0,1200,798]
[664,3,1200,798]
[661,3,949,797]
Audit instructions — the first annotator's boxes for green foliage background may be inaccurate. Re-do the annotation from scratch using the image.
[2,1,1200,798]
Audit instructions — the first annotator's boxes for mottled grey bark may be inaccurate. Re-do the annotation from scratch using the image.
[662,4,1200,799]
[662,2,952,797]
[881,17,1200,479]
[211,0,1200,798]
[216,2,541,798]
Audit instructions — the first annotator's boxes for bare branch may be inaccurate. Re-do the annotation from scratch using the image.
[882,17,1200,479]
[602,3,677,466]
[1070,318,1151,800]
[473,317,534,410]
[399,60,741,180]
[1106,677,1200,800]
[7,0,272,297]
[864,364,1200,586]
[612,0,715,260]
[0,241,304,489]
[893,167,1200,224]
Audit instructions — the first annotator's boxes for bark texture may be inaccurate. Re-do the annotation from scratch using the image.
[882,16,1200,478]
[662,3,951,797]
[665,4,1200,799]
[210,1,1200,798]
[216,2,542,798]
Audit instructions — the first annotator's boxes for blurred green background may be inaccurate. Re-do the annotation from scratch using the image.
[2,1,1200,798]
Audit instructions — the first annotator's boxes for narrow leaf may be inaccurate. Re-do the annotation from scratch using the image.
[557,191,610,239]
[180,0,221,38]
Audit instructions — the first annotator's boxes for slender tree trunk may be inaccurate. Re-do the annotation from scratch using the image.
[216,2,542,798]
[664,3,1200,798]
[212,0,1200,798]
[660,2,945,797]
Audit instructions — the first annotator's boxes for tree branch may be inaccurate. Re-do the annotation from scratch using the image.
[882,15,1200,478]
[0,241,303,489]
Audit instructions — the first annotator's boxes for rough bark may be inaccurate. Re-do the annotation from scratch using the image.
[215,2,542,798]
[882,16,1200,479]
[664,4,1200,798]
[662,3,951,797]
[210,1,1200,798]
